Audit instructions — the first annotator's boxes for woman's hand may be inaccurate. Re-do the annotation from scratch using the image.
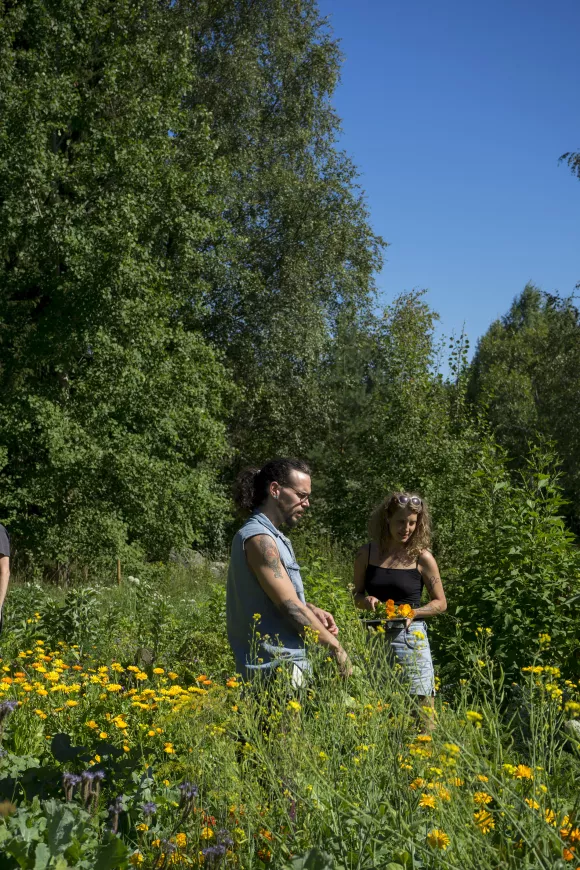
[365,596,380,612]
[404,617,413,631]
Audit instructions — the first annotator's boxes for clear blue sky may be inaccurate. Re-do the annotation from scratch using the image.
[318,0,580,356]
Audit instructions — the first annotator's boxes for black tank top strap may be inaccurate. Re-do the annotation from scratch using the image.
[367,542,371,567]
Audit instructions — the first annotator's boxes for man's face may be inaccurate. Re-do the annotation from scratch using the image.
[272,470,312,528]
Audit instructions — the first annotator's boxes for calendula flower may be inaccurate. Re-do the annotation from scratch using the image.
[416,734,432,743]
[287,700,301,712]
[129,852,144,865]
[474,792,493,806]
[419,794,437,809]
[514,765,533,780]
[201,827,214,840]
[476,774,489,782]
[409,778,426,790]
[175,833,187,849]
[426,829,450,850]
[474,809,495,833]
[153,668,164,675]
[545,808,556,826]
[65,700,78,707]
[562,847,575,861]
[466,710,483,724]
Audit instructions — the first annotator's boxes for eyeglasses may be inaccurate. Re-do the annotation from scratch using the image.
[283,484,311,504]
[392,494,422,510]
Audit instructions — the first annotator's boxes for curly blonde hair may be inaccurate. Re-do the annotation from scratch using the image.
[369,491,432,559]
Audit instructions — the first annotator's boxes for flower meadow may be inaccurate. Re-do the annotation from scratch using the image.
[0,562,579,869]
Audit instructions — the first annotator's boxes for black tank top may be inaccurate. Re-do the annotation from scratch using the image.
[364,544,423,607]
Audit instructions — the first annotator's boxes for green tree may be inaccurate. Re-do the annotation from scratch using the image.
[183,0,384,463]
[468,284,580,529]
[0,0,232,573]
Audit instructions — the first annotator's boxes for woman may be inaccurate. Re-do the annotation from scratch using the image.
[353,492,446,718]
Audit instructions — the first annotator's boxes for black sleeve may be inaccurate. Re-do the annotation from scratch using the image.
[0,525,10,558]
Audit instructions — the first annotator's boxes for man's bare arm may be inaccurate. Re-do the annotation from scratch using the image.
[245,535,348,661]
[0,557,9,610]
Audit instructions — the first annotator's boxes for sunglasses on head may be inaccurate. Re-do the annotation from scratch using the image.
[391,493,423,510]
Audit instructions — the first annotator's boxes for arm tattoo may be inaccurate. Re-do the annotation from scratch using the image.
[259,536,284,580]
[279,599,314,635]
[424,574,442,591]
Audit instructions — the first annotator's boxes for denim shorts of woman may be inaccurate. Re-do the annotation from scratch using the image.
[384,619,435,696]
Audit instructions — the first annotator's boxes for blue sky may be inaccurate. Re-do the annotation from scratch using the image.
[317,0,580,356]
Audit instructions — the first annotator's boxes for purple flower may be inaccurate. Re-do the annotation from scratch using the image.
[142,801,157,816]
[178,781,199,798]
[93,770,106,781]
[202,844,227,864]
[0,701,18,723]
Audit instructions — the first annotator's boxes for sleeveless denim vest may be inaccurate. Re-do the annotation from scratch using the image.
[226,512,309,678]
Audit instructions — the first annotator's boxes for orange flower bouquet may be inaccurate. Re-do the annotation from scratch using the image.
[374,599,415,621]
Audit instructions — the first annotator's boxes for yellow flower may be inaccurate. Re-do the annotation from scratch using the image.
[433,784,451,801]
[466,710,483,724]
[287,700,301,712]
[147,730,156,737]
[175,833,187,849]
[129,852,144,866]
[34,709,47,719]
[513,764,533,780]
[226,678,240,688]
[152,668,164,674]
[168,672,178,680]
[545,808,556,826]
[525,798,540,810]
[476,774,489,782]
[473,792,493,806]
[201,827,214,840]
[443,742,460,754]
[99,732,108,739]
[106,684,123,693]
[409,778,426,790]
[538,632,551,644]
[135,672,148,681]
[426,828,450,850]
[474,809,495,833]
[448,777,464,787]
[86,720,99,729]
[416,734,432,743]
[419,794,437,809]
[164,743,175,754]
[65,700,78,707]
[136,823,149,832]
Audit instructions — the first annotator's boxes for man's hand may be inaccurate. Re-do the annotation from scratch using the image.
[335,647,353,679]
[307,604,339,636]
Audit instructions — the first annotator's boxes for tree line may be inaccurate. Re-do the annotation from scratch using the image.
[1,0,579,589]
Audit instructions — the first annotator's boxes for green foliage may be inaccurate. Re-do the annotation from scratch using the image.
[0,0,233,571]
[434,444,580,681]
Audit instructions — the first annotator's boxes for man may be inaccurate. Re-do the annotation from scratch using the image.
[226,457,351,682]
[0,523,10,633]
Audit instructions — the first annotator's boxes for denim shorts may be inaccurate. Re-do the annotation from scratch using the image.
[384,620,435,696]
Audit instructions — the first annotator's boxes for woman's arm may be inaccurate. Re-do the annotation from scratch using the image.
[412,550,447,622]
[353,545,379,612]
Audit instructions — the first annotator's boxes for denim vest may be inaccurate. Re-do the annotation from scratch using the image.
[226,512,308,678]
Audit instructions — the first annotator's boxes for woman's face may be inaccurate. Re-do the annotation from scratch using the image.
[388,507,418,545]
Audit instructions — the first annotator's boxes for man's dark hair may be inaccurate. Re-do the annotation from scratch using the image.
[233,458,311,513]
